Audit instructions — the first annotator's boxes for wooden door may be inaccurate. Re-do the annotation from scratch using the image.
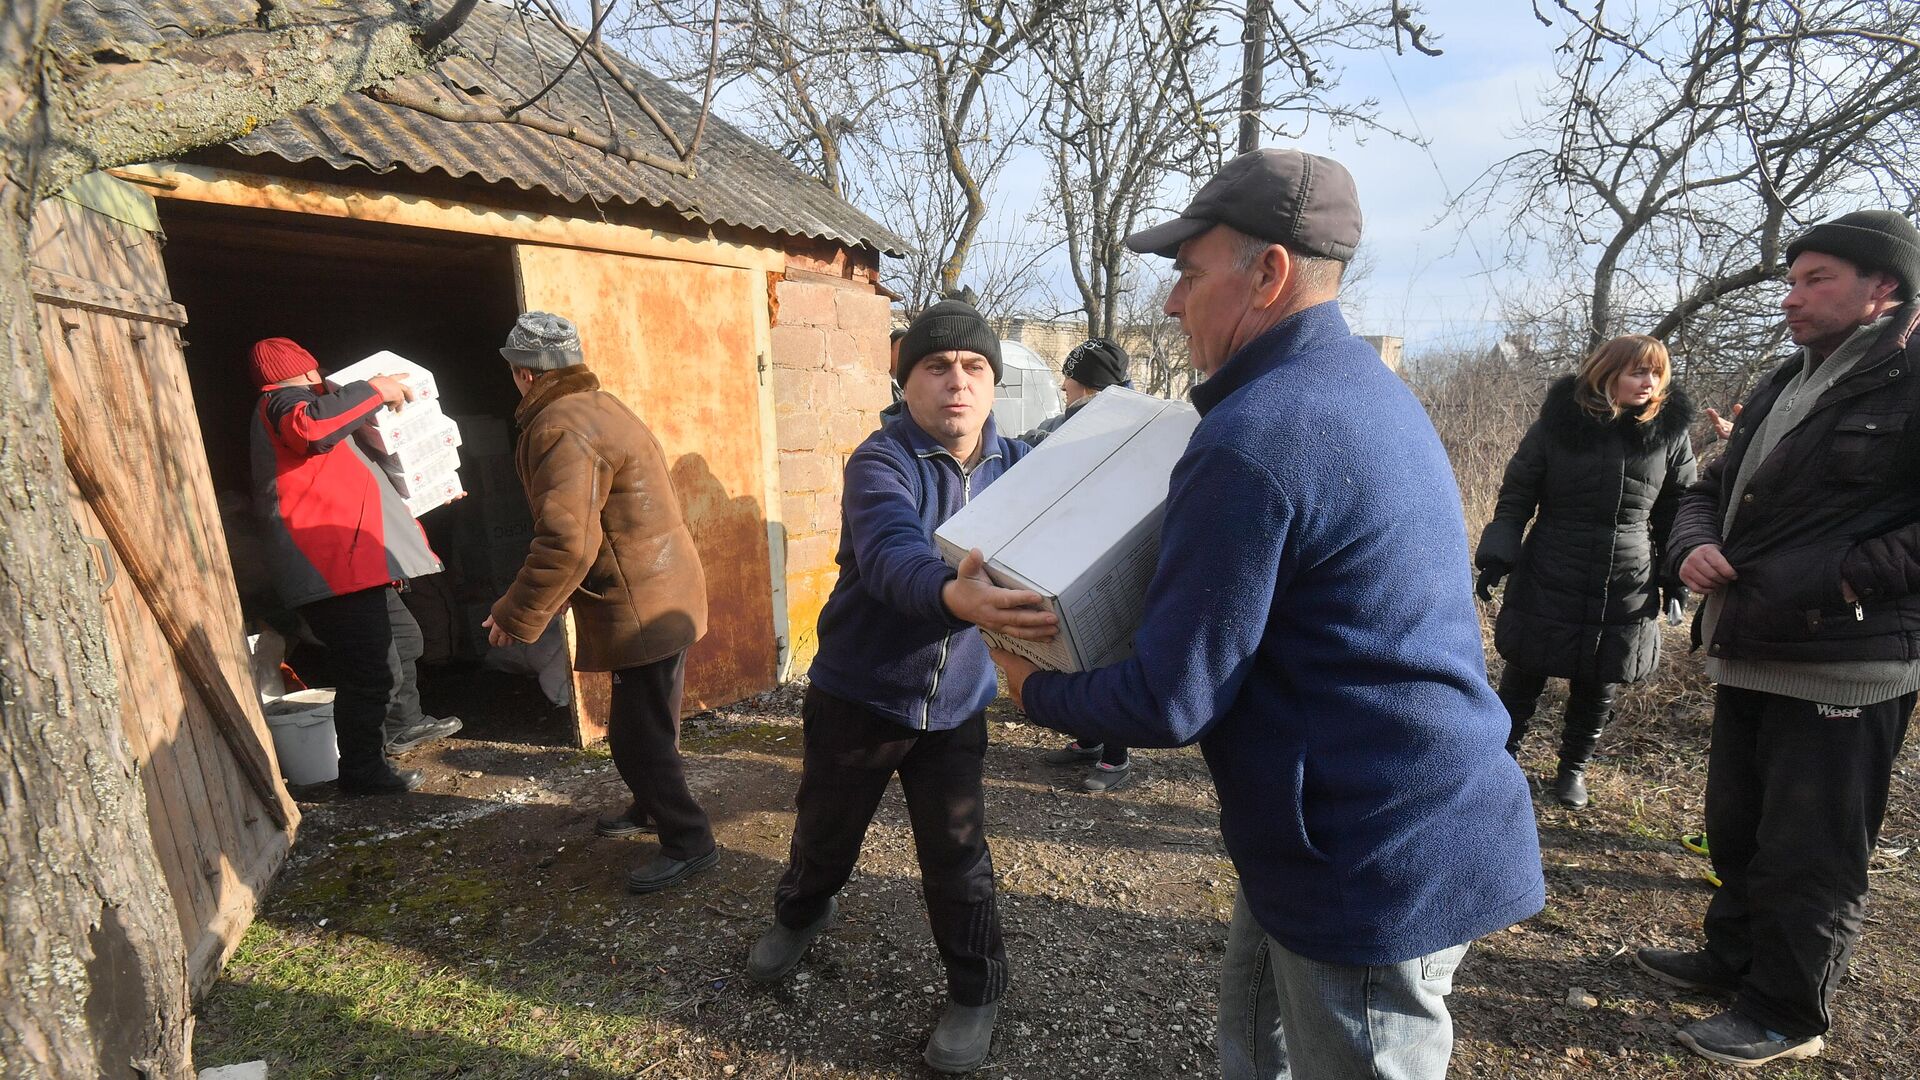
[29,183,297,998]
[513,244,778,741]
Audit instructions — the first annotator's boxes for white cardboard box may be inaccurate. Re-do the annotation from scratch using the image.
[325,350,440,403]
[381,445,461,498]
[360,408,462,458]
[402,470,463,518]
[934,387,1200,672]
[325,350,443,448]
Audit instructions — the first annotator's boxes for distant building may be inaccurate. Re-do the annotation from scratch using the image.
[1362,335,1404,373]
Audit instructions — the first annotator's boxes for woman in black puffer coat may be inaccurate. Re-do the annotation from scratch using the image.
[1475,334,1698,809]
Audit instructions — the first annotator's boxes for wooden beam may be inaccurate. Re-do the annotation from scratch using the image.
[30,266,188,326]
[121,163,787,275]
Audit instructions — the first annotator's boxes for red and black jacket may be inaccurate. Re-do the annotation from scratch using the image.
[250,381,442,609]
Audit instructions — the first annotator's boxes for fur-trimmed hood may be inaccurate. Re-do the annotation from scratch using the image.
[1536,375,1695,452]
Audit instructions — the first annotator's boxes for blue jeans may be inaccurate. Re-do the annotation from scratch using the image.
[1217,889,1467,1080]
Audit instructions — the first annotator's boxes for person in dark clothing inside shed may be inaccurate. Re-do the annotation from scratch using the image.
[1024,336,1140,792]
[1633,210,1920,1067]
[249,337,462,795]
[743,299,1058,1075]
[1474,334,1698,809]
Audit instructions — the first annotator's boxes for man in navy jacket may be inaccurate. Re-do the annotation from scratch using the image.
[989,150,1545,1080]
[745,300,1057,1074]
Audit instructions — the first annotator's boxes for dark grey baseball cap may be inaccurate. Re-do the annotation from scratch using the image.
[1125,148,1363,261]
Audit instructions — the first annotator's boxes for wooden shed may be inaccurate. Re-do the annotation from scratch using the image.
[31,0,904,995]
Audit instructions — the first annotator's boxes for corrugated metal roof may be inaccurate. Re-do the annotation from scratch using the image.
[56,0,907,254]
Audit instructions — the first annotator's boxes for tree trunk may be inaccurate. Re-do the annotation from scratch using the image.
[1238,0,1270,154]
[0,126,195,1080]
[0,2,471,1073]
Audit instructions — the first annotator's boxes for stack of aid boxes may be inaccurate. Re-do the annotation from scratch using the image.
[324,351,464,517]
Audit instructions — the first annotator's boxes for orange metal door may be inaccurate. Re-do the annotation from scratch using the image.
[513,244,777,740]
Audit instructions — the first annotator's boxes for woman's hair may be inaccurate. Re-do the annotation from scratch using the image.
[1575,334,1670,422]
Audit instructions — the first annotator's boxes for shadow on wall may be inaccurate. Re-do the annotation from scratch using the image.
[669,453,776,710]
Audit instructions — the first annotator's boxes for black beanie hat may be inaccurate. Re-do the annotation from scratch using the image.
[1785,210,1920,300]
[895,300,1002,385]
[1062,337,1130,391]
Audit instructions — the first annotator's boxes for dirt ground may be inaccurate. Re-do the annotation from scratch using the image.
[193,649,1920,1079]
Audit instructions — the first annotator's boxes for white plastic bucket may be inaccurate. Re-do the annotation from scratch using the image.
[264,689,340,786]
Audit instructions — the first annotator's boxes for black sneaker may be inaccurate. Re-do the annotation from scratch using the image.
[1042,741,1104,765]
[595,803,655,838]
[1633,947,1740,994]
[1677,1010,1823,1066]
[626,848,719,894]
[1082,760,1132,793]
[386,715,463,755]
[338,764,425,795]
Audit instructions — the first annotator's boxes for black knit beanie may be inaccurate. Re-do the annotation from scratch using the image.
[895,300,1002,385]
[1785,210,1920,300]
[1062,337,1130,391]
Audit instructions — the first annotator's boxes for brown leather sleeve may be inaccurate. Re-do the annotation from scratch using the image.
[491,427,609,643]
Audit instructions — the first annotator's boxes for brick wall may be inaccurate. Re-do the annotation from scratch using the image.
[770,274,893,669]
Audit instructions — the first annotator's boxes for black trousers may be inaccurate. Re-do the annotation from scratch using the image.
[774,686,1008,1006]
[608,651,713,861]
[299,585,422,774]
[1495,664,1618,763]
[1703,684,1915,1037]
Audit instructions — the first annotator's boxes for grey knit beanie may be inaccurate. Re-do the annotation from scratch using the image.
[1785,210,1920,300]
[500,311,584,370]
[895,300,1002,385]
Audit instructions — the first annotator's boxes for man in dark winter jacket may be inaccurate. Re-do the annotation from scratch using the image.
[249,337,460,795]
[1636,210,1920,1067]
[1023,337,1141,791]
[990,149,1544,1080]
[745,300,1057,1074]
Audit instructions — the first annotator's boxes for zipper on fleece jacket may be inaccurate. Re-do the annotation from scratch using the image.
[915,445,1002,730]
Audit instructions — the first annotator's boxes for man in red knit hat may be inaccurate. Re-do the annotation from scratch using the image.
[248,337,460,794]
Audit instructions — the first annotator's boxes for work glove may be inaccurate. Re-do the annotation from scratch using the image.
[1663,584,1690,627]
[1475,563,1509,604]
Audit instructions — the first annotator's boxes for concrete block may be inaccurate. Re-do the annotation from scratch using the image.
[835,290,892,340]
[781,491,812,528]
[787,532,838,572]
[811,489,843,531]
[773,366,814,412]
[777,412,825,454]
[770,324,828,371]
[775,279,838,328]
[778,450,839,493]
[830,411,873,451]
[826,329,863,373]
[841,366,893,412]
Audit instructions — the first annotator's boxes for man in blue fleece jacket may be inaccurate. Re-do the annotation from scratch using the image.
[989,149,1544,1080]
[746,299,1058,1075]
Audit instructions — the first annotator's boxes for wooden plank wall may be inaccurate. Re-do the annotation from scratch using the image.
[29,192,296,997]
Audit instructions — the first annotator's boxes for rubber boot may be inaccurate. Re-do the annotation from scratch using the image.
[1553,682,1615,809]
